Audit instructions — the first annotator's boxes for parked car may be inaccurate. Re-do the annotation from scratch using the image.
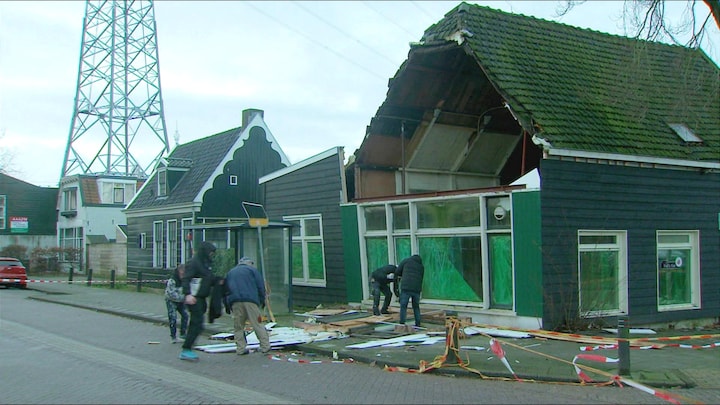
[0,257,27,289]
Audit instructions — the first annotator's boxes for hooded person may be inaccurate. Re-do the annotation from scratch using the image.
[179,241,217,361]
[396,254,425,327]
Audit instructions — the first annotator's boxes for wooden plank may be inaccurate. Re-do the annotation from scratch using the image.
[345,333,430,349]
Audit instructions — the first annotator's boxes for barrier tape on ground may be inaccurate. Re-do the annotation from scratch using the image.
[1,278,167,284]
[270,353,354,365]
[384,318,702,405]
[570,353,696,405]
[581,342,720,351]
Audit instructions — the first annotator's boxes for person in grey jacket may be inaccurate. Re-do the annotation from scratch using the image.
[224,257,270,355]
[396,254,425,327]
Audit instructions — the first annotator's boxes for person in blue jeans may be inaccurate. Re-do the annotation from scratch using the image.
[395,255,424,327]
[164,264,189,344]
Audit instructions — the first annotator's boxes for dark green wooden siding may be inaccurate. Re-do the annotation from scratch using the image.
[200,127,286,218]
[0,174,57,236]
[126,212,189,277]
[540,159,720,329]
[263,150,346,307]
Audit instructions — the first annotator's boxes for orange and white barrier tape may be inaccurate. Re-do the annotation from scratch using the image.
[270,353,353,364]
[572,353,618,382]
[489,338,520,380]
[581,341,720,351]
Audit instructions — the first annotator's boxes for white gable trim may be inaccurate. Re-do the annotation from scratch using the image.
[194,114,291,203]
[546,148,720,170]
[259,147,341,184]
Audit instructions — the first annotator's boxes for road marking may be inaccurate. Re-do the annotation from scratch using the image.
[2,319,294,404]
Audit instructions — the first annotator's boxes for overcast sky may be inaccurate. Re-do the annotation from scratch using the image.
[1,1,718,187]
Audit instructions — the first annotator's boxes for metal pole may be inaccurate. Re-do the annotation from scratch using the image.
[618,316,631,376]
[137,270,143,292]
[110,269,116,289]
[86,268,93,286]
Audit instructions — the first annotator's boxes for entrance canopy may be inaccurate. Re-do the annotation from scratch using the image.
[186,219,295,314]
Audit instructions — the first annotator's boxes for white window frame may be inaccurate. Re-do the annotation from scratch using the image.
[181,218,193,262]
[577,230,628,317]
[229,175,238,185]
[157,168,167,197]
[63,188,77,211]
[656,230,701,311]
[284,214,326,287]
[166,220,178,269]
[153,221,163,268]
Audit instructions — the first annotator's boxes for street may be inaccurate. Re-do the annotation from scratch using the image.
[1,288,673,404]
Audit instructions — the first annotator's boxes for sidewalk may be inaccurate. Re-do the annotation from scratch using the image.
[23,277,720,393]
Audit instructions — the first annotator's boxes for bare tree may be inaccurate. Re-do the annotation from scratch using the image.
[0,129,16,175]
[557,0,718,49]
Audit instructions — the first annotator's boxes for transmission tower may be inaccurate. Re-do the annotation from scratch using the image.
[61,0,169,180]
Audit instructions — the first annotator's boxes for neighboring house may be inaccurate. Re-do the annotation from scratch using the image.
[86,224,128,277]
[124,109,291,279]
[0,173,57,252]
[57,174,142,272]
[260,146,349,307]
[341,3,719,330]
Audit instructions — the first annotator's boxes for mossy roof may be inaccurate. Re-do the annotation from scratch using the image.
[420,3,719,162]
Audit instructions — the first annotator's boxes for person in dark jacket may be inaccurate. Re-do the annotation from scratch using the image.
[370,264,397,315]
[396,254,424,327]
[179,241,217,361]
[224,256,270,355]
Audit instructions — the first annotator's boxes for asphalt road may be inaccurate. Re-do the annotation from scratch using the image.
[0,288,679,404]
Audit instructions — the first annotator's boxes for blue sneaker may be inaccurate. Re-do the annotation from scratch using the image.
[179,349,198,361]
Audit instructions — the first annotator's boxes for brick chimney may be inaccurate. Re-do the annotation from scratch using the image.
[242,108,264,128]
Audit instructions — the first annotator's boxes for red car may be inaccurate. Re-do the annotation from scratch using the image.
[0,257,27,289]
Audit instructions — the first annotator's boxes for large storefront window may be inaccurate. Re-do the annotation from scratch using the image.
[578,231,627,316]
[418,236,483,302]
[360,194,514,309]
[657,231,700,310]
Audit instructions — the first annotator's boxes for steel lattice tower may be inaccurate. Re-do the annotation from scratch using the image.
[61,0,169,180]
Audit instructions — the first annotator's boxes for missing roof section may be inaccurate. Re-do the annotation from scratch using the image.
[668,123,703,143]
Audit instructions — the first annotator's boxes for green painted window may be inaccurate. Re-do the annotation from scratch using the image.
[284,215,326,287]
[578,231,627,316]
[418,236,483,302]
[489,234,512,309]
[657,231,700,309]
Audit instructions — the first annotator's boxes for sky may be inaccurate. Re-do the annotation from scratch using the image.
[1,1,718,187]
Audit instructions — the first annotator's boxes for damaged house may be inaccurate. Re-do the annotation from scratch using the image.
[341,3,720,330]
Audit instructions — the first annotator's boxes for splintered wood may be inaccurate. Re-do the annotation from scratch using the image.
[294,310,394,334]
